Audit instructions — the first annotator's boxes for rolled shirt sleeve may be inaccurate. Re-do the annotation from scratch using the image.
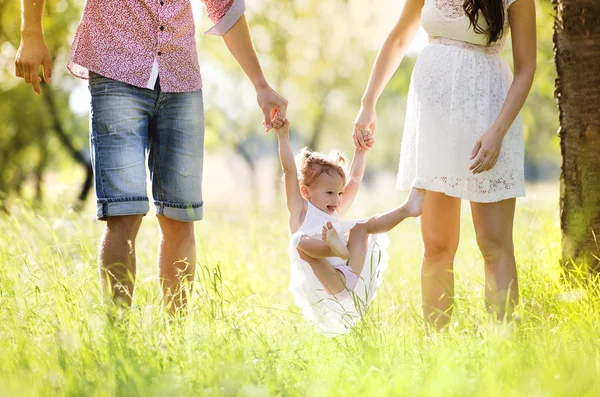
[203,0,246,36]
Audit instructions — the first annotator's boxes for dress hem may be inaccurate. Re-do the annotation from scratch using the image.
[396,179,525,203]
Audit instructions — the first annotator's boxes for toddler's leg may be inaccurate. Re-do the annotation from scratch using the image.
[346,224,370,276]
[362,187,425,234]
[297,188,425,293]
[343,188,425,276]
[298,224,351,261]
[298,250,346,295]
[322,222,350,260]
[298,235,338,258]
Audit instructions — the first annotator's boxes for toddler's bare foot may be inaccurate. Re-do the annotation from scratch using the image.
[401,188,425,217]
[322,222,349,260]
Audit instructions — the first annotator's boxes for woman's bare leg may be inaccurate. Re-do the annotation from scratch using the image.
[470,198,518,322]
[421,191,461,332]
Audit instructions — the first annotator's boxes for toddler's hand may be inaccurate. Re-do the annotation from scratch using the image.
[360,132,375,151]
[272,112,289,134]
[353,106,377,150]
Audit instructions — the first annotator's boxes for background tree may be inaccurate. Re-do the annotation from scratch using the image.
[0,0,89,210]
[0,0,561,210]
[199,0,390,201]
[553,0,600,273]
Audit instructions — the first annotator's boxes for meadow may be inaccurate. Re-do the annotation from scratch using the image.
[1,182,599,396]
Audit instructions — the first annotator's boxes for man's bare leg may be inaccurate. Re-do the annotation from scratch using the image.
[157,216,196,314]
[99,215,144,307]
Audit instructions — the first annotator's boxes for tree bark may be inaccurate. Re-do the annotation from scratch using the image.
[554,0,600,272]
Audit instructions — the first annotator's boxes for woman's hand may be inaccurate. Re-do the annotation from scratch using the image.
[353,105,377,150]
[469,129,505,174]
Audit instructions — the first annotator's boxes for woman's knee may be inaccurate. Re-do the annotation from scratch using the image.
[471,199,516,264]
[423,235,459,263]
[475,230,514,263]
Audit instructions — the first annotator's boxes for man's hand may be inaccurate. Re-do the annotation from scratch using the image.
[257,84,288,132]
[15,32,52,95]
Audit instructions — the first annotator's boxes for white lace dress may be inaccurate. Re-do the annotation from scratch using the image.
[397,0,524,202]
[289,202,389,336]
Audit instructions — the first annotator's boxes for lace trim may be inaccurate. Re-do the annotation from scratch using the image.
[428,36,503,55]
[406,176,525,203]
[434,0,513,19]
[434,0,465,19]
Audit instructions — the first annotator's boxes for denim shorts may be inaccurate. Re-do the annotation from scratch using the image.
[89,72,204,221]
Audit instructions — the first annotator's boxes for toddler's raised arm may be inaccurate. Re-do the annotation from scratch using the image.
[274,117,304,231]
[337,147,368,217]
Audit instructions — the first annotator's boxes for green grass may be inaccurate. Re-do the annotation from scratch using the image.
[1,183,599,396]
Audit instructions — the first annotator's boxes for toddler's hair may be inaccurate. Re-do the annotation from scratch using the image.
[296,148,347,187]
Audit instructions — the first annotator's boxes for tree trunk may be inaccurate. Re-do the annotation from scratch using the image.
[42,84,94,205]
[307,104,328,151]
[235,143,259,206]
[554,0,600,272]
[34,142,49,203]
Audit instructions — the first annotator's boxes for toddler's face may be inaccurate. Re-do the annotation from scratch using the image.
[304,172,345,215]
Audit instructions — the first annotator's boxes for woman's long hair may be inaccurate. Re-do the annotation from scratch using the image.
[463,0,505,44]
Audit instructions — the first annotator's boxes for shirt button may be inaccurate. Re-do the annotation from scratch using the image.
[159,26,164,31]
[157,51,162,56]
[160,1,164,5]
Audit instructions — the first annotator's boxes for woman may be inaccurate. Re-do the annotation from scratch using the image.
[354,0,536,330]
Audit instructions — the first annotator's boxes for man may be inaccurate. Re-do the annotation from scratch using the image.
[15,0,287,312]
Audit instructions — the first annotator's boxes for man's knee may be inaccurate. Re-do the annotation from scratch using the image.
[157,216,195,240]
[106,215,143,240]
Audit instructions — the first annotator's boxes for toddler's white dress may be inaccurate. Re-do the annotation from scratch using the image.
[289,202,389,336]
[397,0,524,202]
